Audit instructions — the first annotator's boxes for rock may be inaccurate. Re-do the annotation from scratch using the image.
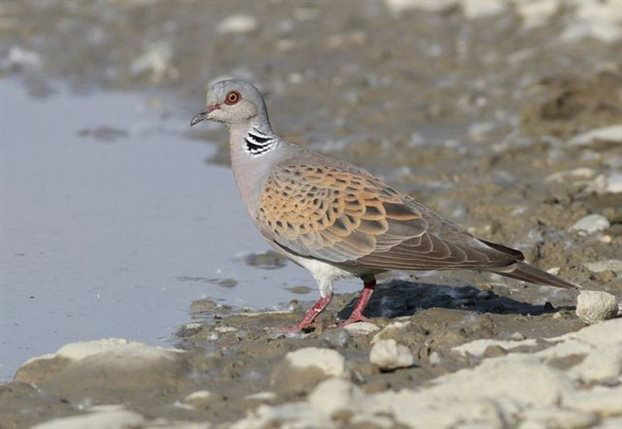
[321,329,351,348]
[0,45,42,71]
[371,320,411,344]
[518,407,597,429]
[270,347,346,393]
[576,291,618,324]
[564,385,622,416]
[605,172,622,193]
[369,339,414,370]
[183,390,214,406]
[217,14,257,34]
[429,351,441,365]
[568,124,622,146]
[568,344,622,383]
[14,338,187,393]
[453,338,537,357]
[342,322,380,335]
[32,405,145,429]
[570,214,610,234]
[130,41,173,82]
[307,378,363,416]
[584,260,622,273]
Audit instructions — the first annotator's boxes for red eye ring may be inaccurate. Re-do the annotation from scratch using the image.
[225,90,241,105]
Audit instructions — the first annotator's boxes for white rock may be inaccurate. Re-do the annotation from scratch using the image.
[1,45,42,70]
[245,391,277,401]
[217,14,257,34]
[370,339,414,370]
[576,291,618,324]
[285,347,345,377]
[545,167,595,183]
[584,260,622,273]
[22,338,183,367]
[371,320,411,344]
[384,0,455,14]
[606,172,622,193]
[308,378,363,416]
[570,214,610,234]
[453,338,537,357]
[184,390,212,403]
[130,41,172,82]
[214,326,237,333]
[564,385,622,416]
[429,351,441,365]
[518,407,597,429]
[32,405,145,429]
[568,124,622,146]
[461,0,505,19]
[343,321,380,335]
[514,0,559,29]
[568,344,622,383]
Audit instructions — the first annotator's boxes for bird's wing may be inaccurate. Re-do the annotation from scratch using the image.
[256,156,521,270]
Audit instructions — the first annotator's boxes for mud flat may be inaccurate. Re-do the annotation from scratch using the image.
[2,0,622,427]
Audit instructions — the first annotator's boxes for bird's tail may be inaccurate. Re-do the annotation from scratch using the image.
[493,262,580,289]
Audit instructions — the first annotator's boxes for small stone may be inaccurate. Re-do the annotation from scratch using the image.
[184,390,213,404]
[510,332,526,341]
[369,339,414,370]
[217,14,257,34]
[343,322,380,335]
[576,291,618,324]
[270,347,347,393]
[606,173,622,193]
[321,329,351,348]
[584,260,622,273]
[429,351,441,365]
[568,124,622,146]
[308,378,363,416]
[214,325,237,333]
[571,214,610,234]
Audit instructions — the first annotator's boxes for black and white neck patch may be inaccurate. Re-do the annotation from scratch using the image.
[244,127,277,156]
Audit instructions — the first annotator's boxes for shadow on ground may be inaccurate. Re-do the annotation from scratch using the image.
[338,279,567,320]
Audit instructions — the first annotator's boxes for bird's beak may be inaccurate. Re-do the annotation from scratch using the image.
[190,103,219,127]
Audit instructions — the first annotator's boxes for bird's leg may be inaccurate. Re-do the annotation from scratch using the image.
[284,293,333,332]
[338,277,376,327]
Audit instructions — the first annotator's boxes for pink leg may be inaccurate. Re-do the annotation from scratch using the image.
[284,293,333,332]
[338,278,376,327]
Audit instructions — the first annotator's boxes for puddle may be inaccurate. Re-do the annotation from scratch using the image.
[0,77,359,381]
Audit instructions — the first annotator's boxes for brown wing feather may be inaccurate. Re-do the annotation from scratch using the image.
[257,155,521,270]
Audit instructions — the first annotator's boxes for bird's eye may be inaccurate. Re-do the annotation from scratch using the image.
[225,90,241,105]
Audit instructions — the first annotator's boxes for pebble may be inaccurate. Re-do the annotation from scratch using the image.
[570,214,610,234]
[321,329,350,348]
[308,378,363,416]
[369,339,414,370]
[285,347,346,377]
[576,291,619,324]
[606,173,622,193]
[568,124,622,146]
[343,322,380,335]
[217,14,257,34]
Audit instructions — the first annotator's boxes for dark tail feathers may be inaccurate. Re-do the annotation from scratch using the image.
[495,262,579,289]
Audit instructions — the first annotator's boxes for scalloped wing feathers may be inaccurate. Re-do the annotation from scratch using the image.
[256,155,521,271]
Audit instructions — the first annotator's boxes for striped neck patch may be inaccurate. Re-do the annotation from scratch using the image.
[244,127,277,157]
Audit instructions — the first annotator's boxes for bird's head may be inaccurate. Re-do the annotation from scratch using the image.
[190,79,267,127]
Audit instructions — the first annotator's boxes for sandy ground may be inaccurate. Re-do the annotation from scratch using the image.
[1,0,622,427]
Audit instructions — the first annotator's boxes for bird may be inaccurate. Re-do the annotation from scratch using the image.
[190,79,579,331]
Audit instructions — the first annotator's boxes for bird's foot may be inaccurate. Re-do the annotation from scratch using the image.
[280,294,333,333]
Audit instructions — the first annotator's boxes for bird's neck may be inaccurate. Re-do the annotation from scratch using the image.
[229,118,278,216]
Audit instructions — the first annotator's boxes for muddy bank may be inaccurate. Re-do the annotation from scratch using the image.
[2,0,622,427]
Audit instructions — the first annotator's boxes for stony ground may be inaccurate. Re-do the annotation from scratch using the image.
[2,0,622,428]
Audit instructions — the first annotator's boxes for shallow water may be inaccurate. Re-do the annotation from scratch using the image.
[0,78,359,381]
